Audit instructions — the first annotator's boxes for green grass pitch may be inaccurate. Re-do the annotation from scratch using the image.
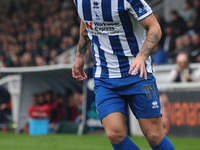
[0,133,199,150]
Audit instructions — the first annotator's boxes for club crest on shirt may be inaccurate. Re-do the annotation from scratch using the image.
[93,10,101,21]
[139,8,144,13]
[139,5,148,14]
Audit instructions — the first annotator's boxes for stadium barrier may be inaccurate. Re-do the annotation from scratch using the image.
[0,64,200,137]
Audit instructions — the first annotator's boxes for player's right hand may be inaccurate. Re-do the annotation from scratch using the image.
[72,54,87,81]
[129,55,147,80]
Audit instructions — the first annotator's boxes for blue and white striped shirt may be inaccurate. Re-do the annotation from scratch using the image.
[74,0,153,78]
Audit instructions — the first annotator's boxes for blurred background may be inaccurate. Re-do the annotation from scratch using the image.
[0,0,199,68]
[0,0,200,145]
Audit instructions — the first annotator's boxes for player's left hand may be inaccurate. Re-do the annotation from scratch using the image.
[72,54,87,81]
[129,55,147,80]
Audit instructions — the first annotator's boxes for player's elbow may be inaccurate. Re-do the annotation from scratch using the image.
[157,24,162,40]
[151,22,162,41]
[147,22,162,41]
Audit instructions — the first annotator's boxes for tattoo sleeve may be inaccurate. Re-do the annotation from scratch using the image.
[78,29,91,55]
[138,32,159,58]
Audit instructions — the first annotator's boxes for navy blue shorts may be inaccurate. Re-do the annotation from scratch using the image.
[94,73,162,121]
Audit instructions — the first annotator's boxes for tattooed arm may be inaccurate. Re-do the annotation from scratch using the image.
[72,21,91,81]
[77,22,91,55]
[129,14,162,80]
[138,16,161,58]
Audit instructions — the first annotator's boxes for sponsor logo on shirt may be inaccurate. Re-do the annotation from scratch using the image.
[86,22,93,30]
[85,21,120,35]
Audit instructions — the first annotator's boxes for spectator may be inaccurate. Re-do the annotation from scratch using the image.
[65,92,78,122]
[193,0,200,33]
[49,93,65,132]
[168,52,194,82]
[20,52,35,67]
[70,26,79,44]
[181,34,193,53]
[73,93,84,123]
[11,55,20,67]
[190,33,200,62]
[42,44,50,62]
[49,59,57,65]
[35,55,46,66]
[44,90,54,105]
[50,94,65,123]
[171,36,184,62]
[195,55,200,62]
[170,10,186,36]
[31,94,38,106]
[49,49,58,61]
[162,23,176,55]
[180,0,195,23]
[194,0,200,13]
[29,94,51,119]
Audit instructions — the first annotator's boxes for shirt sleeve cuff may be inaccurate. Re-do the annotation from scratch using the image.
[137,10,153,21]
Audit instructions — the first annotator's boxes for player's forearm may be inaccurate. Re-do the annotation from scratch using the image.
[138,21,162,60]
[77,21,91,56]
[139,31,161,58]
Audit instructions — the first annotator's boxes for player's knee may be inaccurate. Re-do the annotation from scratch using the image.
[146,132,161,146]
[106,128,126,144]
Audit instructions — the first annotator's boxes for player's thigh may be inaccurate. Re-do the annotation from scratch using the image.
[94,80,127,135]
[94,81,127,121]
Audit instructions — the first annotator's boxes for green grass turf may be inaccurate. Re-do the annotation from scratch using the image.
[0,132,200,150]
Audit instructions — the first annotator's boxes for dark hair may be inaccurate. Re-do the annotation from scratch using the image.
[165,22,173,28]
[171,10,178,15]
[185,0,193,7]
[55,93,63,99]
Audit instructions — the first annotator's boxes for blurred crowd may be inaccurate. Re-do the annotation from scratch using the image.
[24,89,84,132]
[152,0,200,65]
[0,0,199,68]
[0,0,80,67]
